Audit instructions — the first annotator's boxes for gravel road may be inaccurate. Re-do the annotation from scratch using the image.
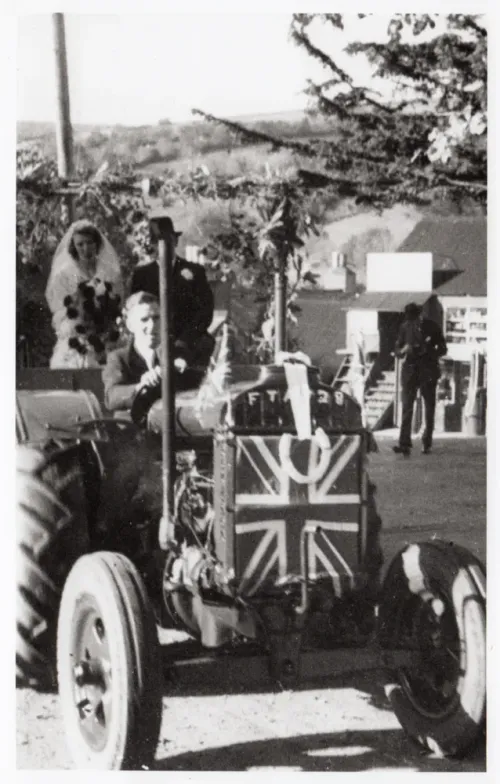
[16,437,487,771]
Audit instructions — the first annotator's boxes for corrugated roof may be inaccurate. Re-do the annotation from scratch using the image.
[343,291,431,312]
[397,216,487,296]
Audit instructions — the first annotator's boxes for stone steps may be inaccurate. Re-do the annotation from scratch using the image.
[364,371,397,430]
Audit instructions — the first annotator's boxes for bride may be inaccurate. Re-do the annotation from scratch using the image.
[45,220,125,369]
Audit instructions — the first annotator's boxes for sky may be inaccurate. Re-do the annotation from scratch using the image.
[16,12,398,127]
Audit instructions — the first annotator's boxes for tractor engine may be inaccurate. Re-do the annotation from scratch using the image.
[162,449,246,646]
[173,450,215,548]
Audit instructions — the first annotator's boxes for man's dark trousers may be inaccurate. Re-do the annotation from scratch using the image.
[399,361,439,451]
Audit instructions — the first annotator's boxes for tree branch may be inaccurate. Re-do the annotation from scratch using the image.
[454,15,487,38]
[290,26,353,86]
[438,176,487,191]
[192,108,318,158]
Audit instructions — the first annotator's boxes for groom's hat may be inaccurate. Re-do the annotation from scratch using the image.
[148,214,182,238]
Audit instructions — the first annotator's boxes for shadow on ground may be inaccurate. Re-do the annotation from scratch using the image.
[155,653,485,772]
[160,636,398,705]
[153,727,486,772]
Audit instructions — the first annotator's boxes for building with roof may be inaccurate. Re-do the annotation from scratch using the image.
[398,216,487,361]
[333,216,487,428]
[342,216,487,366]
[288,217,487,429]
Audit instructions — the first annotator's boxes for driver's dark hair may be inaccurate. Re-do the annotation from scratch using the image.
[123,290,159,317]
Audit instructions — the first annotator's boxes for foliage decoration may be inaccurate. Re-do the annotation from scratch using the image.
[17,146,323,366]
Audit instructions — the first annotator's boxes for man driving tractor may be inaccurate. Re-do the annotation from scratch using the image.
[103,281,214,414]
[102,291,163,412]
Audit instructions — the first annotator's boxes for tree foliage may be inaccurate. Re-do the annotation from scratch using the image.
[193,15,486,211]
[291,13,487,209]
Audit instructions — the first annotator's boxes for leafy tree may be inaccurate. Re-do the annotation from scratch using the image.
[290,13,486,209]
[184,173,321,361]
[194,14,486,211]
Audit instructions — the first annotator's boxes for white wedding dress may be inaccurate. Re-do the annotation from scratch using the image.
[45,221,124,369]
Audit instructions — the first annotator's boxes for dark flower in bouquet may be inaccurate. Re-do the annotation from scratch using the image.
[63,276,123,363]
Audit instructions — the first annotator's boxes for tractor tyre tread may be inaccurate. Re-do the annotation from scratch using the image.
[16,455,89,690]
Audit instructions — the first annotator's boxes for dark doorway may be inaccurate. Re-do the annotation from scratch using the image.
[378,311,404,371]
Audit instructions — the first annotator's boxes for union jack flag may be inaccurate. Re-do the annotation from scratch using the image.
[234,434,366,597]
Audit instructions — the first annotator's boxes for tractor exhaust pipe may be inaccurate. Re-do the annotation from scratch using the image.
[150,215,176,550]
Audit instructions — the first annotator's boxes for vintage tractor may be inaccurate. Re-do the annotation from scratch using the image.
[16,216,486,769]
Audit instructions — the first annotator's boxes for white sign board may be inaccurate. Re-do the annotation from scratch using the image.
[366,252,433,293]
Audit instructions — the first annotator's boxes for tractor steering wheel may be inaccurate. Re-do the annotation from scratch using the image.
[130,384,163,427]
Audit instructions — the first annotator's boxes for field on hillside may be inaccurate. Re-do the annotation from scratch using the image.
[17,112,338,173]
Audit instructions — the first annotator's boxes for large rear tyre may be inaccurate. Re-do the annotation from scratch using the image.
[379,541,486,758]
[57,552,162,770]
[16,446,90,689]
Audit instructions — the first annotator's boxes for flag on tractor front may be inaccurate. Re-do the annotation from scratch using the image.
[233,434,364,597]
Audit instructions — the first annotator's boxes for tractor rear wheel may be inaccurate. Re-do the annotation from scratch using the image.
[57,552,162,770]
[16,446,90,689]
[379,541,486,758]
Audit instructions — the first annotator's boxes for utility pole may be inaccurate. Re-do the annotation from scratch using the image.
[52,13,74,225]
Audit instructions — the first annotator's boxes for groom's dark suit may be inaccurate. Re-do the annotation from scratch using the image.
[130,257,215,367]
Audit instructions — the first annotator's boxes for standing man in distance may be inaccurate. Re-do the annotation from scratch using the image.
[393,302,447,457]
[130,217,215,372]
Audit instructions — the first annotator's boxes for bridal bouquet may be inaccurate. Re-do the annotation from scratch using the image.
[62,276,123,364]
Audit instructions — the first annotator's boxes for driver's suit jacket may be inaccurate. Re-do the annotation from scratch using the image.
[103,340,158,412]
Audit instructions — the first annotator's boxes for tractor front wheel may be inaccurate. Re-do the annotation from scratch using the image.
[57,552,162,770]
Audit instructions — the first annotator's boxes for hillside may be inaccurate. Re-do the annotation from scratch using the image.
[17,110,309,137]
[16,109,336,173]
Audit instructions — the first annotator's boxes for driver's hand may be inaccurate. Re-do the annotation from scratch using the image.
[174,357,187,374]
[396,344,411,358]
[138,367,162,389]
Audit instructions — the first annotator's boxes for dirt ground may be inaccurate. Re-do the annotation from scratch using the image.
[16,437,487,772]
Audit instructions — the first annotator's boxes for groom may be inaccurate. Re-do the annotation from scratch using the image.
[130,218,215,370]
